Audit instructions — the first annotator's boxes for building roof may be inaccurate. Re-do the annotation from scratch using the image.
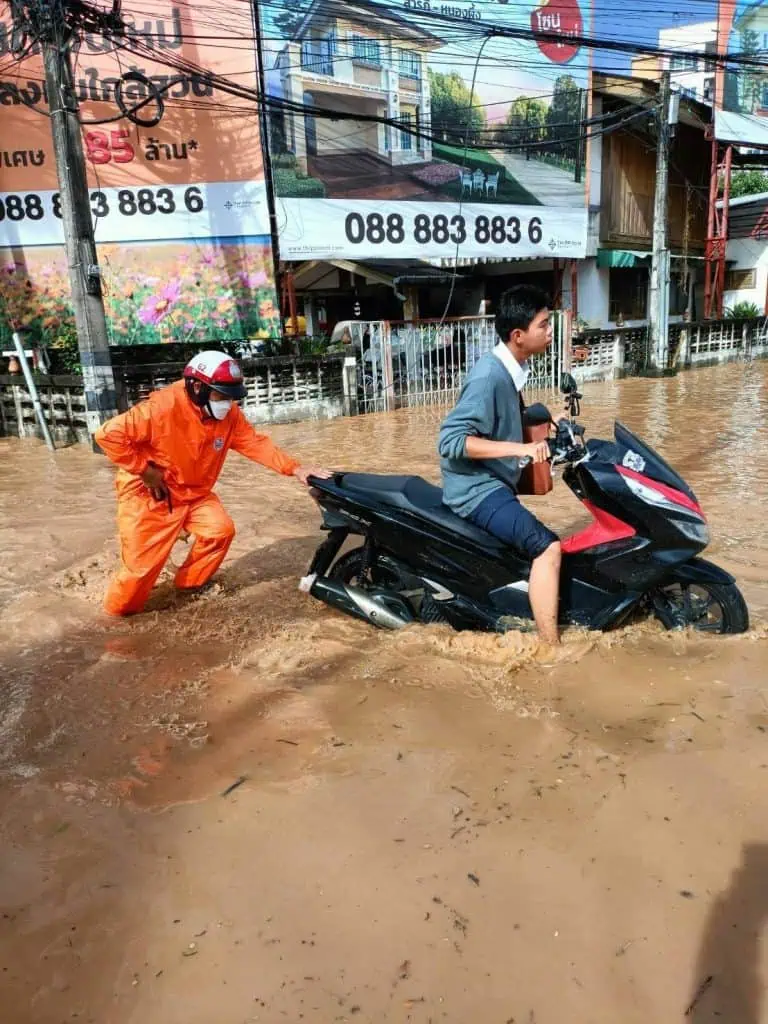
[734,1,766,25]
[593,72,711,131]
[292,258,464,291]
[291,0,444,46]
[717,190,768,209]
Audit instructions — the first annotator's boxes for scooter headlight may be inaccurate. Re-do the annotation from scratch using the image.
[671,518,710,545]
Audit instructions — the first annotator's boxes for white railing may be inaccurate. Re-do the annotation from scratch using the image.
[0,355,355,442]
[571,317,768,382]
[356,312,570,413]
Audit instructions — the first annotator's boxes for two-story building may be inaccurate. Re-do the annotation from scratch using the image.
[725,1,768,116]
[631,22,717,105]
[273,0,441,186]
[718,191,768,314]
[575,73,711,330]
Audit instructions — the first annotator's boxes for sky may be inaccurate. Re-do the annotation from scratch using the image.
[592,0,718,74]
[260,0,723,108]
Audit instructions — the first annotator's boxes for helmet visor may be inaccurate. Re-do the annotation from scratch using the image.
[209,380,247,401]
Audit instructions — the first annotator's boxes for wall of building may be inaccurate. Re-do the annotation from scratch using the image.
[723,236,768,312]
[658,21,717,103]
[310,93,383,155]
[577,260,610,328]
[600,124,708,249]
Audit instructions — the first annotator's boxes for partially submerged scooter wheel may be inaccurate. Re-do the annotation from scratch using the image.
[330,547,447,626]
[651,581,749,634]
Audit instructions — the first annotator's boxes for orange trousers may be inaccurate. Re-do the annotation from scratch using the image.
[104,490,235,616]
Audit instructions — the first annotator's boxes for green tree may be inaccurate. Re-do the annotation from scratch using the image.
[728,169,768,198]
[546,74,583,160]
[273,9,304,39]
[736,28,763,114]
[428,70,486,145]
[496,96,548,150]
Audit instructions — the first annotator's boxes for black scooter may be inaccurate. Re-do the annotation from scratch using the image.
[301,374,749,635]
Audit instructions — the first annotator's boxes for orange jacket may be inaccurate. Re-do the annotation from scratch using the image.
[95,380,300,503]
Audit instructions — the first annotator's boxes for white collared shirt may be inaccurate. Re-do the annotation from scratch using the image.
[492,342,528,392]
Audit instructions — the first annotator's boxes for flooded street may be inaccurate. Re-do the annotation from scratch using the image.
[1,360,767,1024]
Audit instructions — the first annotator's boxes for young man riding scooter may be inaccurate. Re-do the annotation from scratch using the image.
[438,285,562,644]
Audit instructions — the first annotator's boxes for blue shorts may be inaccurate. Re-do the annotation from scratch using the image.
[468,488,558,561]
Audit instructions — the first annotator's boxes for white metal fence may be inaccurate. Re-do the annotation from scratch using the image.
[354,312,571,413]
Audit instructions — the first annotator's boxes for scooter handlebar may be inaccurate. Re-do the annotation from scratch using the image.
[519,421,586,470]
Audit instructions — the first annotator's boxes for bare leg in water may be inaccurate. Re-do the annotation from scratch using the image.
[528,540,562,644]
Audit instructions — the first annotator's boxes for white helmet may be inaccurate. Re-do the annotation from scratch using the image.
[183,350,247,401]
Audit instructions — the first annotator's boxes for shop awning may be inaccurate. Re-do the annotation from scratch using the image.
[290,258,463,290]
[596,249,707,268]
[596,249,652,268]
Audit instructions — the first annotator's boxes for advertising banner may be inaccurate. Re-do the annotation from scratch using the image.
[260,0,592,260]
[716,0,768,146]
[0,3,279,346]
[0,2,271,244]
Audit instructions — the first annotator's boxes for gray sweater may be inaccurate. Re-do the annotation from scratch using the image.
[438,351,523,517]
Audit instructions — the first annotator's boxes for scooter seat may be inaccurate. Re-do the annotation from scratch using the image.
[339,473,506,549]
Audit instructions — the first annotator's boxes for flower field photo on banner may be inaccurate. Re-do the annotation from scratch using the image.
[0,239,281,353]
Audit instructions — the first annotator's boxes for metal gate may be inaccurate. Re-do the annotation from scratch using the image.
[356,312,570,414]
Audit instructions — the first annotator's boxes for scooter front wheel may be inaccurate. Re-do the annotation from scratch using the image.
[651,581,749,635]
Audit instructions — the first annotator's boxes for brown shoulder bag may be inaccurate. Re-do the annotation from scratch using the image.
[516,393,553,496]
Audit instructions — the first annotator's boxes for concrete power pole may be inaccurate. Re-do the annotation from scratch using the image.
[40,10,118,441]
[648,71,680,374]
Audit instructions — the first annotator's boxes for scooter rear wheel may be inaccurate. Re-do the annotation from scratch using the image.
[651,581,749,635]
[330,548,447,625]
[330,548,404,590]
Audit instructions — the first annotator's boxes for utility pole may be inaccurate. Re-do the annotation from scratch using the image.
[38,4,118,442]
[249,0,288,338]
[648,71,679,374]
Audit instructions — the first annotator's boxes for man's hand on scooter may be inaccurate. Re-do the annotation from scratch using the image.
[522,440,550,464]
[294,465,333,486]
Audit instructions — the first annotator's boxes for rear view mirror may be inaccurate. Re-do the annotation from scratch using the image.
[561,372,578,394]
[522,402,552,426]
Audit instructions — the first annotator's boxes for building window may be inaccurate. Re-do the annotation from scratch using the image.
[725,268,757,290]
[671,54,697,72]
[350,34,381,65]
[609,267,648,321]
[398,49,421,79]
[300,32,335,76]
[400,112,413,151]
[703,77,714,102]
[681,86,697,100]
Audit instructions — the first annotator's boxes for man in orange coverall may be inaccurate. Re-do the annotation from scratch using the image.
[95,350,331,617]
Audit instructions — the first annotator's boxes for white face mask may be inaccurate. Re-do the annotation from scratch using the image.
[208,399,232,421]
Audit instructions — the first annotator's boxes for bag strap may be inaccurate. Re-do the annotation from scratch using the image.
[479,386,526,491]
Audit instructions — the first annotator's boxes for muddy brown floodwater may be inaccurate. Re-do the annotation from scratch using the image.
[0,361,767,1024]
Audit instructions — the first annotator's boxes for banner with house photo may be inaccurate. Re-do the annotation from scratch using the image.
[716,0,768,146]
[259,0,592,260]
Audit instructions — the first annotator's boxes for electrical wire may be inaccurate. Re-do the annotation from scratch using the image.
[437,32,491,323]
[4,0,766,296]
